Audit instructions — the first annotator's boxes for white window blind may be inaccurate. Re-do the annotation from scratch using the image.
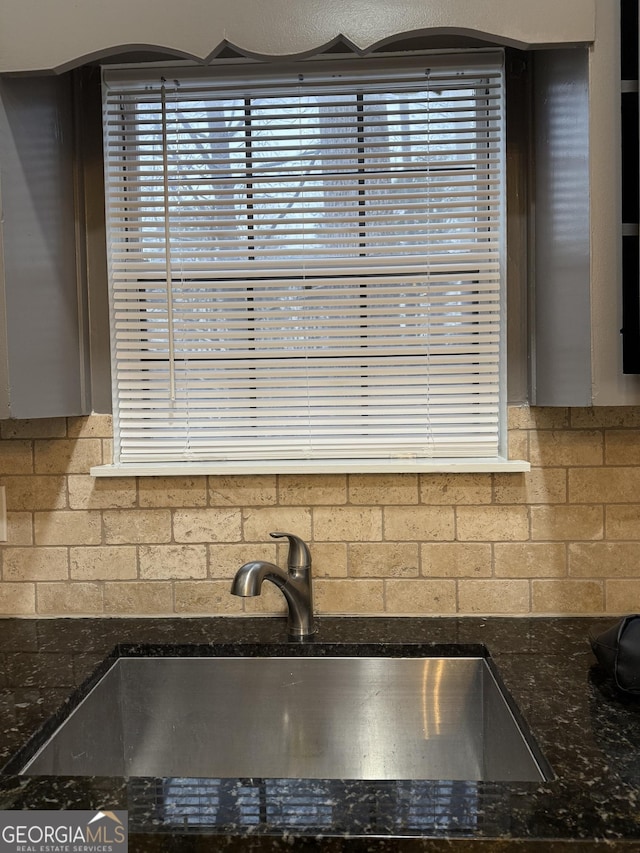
[102,51,506,468]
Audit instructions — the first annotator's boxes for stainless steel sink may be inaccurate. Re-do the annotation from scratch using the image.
[16,655,547,782]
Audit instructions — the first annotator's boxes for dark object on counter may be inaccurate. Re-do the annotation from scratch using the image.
[590,615,640,694]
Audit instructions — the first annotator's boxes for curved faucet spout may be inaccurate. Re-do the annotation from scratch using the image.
[230,533,316,640]
[231,561,287,597]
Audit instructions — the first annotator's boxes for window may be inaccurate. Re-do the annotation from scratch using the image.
[101,50,517,473]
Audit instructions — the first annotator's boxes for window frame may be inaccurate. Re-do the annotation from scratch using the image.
[83,50,530,476]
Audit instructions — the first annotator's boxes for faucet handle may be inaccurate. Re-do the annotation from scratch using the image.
[270,532,312,572]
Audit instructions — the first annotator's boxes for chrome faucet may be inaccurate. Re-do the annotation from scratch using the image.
[231,532,316,640]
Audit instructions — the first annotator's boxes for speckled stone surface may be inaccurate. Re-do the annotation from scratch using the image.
[1,616,639,851]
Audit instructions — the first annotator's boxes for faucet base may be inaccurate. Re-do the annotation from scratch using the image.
[287,623,317,641]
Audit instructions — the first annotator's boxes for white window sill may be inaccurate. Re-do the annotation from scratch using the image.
[91,458,530,477]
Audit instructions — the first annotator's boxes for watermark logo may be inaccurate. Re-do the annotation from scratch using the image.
[0,809,127,853]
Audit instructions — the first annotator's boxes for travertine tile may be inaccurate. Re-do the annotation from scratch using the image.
[34,439,103,474]
[532,409,571,430]
[507,406,569,430]
[494,543,566,578]
[174,508,242,543]
[174,580,245,614]
[458,580,530,614]
[0,582,36,615]
[34,511,102,546]
[349,542,419,577]
[507,429,530,462]
[507,405,530,430]
[3,547,68,581]
[569,542,640,577]
[1,419,66,439]
[571,407,640,429]
[606,505,640,540]
[314,579,384,613]
[419,474,492,505]
[102,439,113,464]
[0,440,33,474]
[6,512,33,546]
[67,415,114,439]
[37,582,103,615]
[530,506,603,541]
[384,506,454,541]
[531,580,603,613]
[349,474,418,505]
[569,468,640,504]
[242,580,288,614]
[493,469,567,504]
[279,475,347,505]
[311,543,348,578]
[209,475,277,506]
[139,476,207,508]
[70,546,137,580]
[314,506,382,541]
[103,581,174,614]
[103,509,172,544]
[68,475,137,510]
[456,506,529,542]
[605,431,640,466]
[3,476,67,511]
[606,580,640,612]
[385,579,456,614]
[529,430,603,467]
[139,544,207,579]
[421,543,492,578]
[5,407,640,618]
[243,507,312,542]
[208,543,278,579]
[274,541,292,567]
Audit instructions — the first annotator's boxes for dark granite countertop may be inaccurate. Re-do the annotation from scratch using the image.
[1,615,639,851]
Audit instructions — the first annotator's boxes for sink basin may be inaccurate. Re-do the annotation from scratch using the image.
[13,653,548,782]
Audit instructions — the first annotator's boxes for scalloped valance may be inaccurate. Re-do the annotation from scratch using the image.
[0,0,595,74]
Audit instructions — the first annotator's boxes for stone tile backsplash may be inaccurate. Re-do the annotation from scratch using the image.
[1,406,640,617]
